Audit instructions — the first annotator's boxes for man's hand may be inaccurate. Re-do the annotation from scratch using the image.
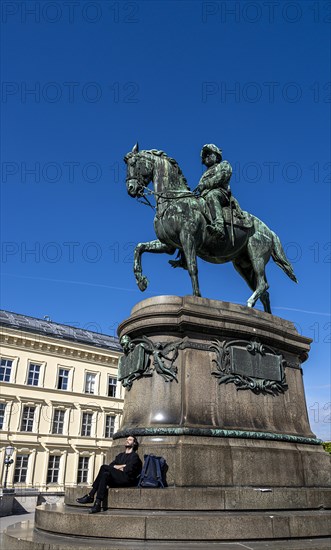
[113,465,125,471]
[193,184,203,196]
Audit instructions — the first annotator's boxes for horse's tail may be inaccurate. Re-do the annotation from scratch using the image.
[271,232,298,283]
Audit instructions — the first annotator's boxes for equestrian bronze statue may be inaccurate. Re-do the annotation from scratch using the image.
[124,143,297,314]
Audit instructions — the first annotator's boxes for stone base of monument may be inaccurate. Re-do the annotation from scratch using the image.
[4,297,331,548]
[112,296,330,487]
[2,489,331,549]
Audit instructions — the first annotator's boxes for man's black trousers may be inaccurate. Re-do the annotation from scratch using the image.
[92,464,133,500]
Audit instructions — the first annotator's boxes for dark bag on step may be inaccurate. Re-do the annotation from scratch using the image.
[138,454,167,488]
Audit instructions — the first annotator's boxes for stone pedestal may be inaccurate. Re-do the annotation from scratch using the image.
[4,297,330,548]
[113,296,330,490]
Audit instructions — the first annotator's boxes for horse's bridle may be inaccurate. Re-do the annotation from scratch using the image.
[126,153,198,210]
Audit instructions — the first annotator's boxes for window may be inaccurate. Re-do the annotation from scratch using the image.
[57,368,69,390]
[20,406,35,432]
[14,455,29,483]
[77,456,89,483]
[81,412,93,436]
[27,363,41,386]
[105,415,115,438]
[52,409,65,434]
[0,358,13,382]
[108,376,117,397]
[47,455,60,483]
[0,403,6,430]
[84,373,96,394]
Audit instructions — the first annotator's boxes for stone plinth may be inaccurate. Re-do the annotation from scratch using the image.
[29,503,331,540]
[4,297,330,548]
[113,296,329,489]
[66,486,331,511]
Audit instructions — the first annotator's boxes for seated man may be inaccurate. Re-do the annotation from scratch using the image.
[76,435,142,514]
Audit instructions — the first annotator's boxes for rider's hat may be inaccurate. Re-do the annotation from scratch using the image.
[201,144,222,161]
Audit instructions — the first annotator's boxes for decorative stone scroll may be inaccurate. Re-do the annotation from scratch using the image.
[210,338,288,396]
[118,335,181,390]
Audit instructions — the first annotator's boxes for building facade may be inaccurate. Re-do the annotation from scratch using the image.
[0,310,124,491]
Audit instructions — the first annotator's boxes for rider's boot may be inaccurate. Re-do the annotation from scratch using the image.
[207,219,226,240]
[205,196,226,239]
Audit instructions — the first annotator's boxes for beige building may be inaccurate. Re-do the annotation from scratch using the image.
[0,310,124,492]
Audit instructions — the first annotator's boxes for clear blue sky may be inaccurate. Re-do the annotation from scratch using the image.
[1,0,330,439]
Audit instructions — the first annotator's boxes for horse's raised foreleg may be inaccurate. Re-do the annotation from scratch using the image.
[180,232,201,297]
[134,240,176,291]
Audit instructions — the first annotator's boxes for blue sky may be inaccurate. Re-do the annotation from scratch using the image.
[1,0,330,439]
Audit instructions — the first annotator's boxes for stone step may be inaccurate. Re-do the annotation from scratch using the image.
[66,486,331,511]
[3,520,331,550]
[32,503,331,541]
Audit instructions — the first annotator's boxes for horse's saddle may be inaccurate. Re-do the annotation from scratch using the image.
[223,204,253,229]
[198,194,253,231]
[199,196,253,230]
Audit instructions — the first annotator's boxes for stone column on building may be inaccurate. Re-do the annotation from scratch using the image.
[73,451,79,487]
[34,404,42,433]
[0,447,6,486]
[42,449,50,490]
[88,452,96,484]
[59,451,67,489]
[3,448,17,488]
[27,448,36,488]
[65,406,72,436]
[3,399,13,432]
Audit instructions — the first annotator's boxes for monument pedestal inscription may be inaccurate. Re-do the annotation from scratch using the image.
[4,297,330,548]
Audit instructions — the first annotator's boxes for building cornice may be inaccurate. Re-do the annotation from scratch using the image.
[0,328,119,367]
[0,382,124,403]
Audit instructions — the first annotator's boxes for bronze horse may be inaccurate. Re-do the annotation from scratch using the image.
[124,144,297,313]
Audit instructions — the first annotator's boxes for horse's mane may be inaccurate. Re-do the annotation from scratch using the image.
[140,149,190,190]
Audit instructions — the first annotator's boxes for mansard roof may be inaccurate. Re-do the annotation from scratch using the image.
[0,310,121,352]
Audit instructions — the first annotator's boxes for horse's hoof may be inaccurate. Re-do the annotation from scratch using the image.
[137,276,148,291]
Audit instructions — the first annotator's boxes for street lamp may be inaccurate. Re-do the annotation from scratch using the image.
[3,445,14,489]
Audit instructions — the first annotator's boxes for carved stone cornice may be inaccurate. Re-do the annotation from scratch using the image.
[18,396,47,405]
[0,330,119,367]
[77,403,103,412]
[119,296,312,361]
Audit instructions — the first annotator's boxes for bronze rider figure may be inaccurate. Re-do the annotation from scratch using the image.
[195,144,233,240]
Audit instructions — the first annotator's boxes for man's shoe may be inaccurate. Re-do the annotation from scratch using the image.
[76,494,94,504]
[89,500,102,514]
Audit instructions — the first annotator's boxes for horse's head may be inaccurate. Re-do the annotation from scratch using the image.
[124,143,154,197]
